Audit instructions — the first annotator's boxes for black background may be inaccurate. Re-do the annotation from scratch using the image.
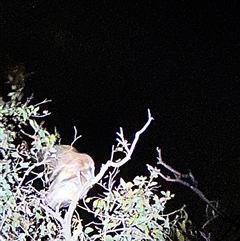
[1,0,240,233]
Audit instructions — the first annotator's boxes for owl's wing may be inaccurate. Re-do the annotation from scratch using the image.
[46,177,82,210]
[46,169,93,210]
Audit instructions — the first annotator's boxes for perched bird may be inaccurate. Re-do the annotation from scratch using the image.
[45,145,95,211]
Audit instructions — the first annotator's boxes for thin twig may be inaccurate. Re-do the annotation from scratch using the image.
[33,98,52,107]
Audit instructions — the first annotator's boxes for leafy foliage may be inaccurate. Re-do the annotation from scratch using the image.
[0,88,62,240]
[0,67,199,240]
[80,165,200,241]
[83,167,175,240]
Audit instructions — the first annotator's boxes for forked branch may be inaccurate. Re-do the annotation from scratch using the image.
[61,109,154,240]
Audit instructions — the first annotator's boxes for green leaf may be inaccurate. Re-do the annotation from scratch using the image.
[49,134,56,143]
[18,107,28,121]
[120,178,127,188]
[39,129,46,138]
[11,151,20,158]
[33,106,40,114]
[85,227,94,234]
[105,235,113,241]
[175,228,185,241]
[85,197,93,203]
[19,233,26,241]
[164,216,170,229]
[19,162,29,168]
[29,119,39,132]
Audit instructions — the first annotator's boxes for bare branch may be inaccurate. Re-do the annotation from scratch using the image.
[93,109,153,184]
[17,160,46,192]
[61,109,154,239]
[70,126,82,147]
[156,147,222,218]
[33,98,52,107]
[20,129,37,139]
[32,112,51,118]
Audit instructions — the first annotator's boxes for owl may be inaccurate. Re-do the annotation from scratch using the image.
[45,145,95,211]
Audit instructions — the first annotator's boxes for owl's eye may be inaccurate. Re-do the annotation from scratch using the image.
[88,166,94,173]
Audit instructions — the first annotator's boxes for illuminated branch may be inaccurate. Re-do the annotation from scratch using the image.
[62,109,154,240]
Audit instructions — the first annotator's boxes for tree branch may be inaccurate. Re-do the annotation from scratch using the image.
[62,109,154,240]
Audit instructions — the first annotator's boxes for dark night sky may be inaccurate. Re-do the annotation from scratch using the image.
[1,0,240,232]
